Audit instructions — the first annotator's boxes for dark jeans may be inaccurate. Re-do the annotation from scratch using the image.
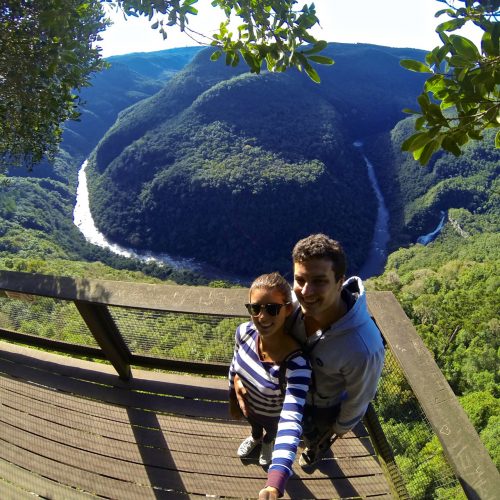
[301,403,341,449]
[248,415,277,444]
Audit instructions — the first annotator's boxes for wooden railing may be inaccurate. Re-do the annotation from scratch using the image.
[0,270,498,499]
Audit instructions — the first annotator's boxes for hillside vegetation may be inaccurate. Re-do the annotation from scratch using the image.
[87,43,427,276]
[365,126,499,493]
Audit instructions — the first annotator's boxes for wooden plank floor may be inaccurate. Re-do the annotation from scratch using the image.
[0,341,393,499]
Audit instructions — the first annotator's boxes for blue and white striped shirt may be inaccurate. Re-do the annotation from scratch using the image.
[229,322,311,495]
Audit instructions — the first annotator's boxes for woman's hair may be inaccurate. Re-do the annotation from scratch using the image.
[292,233,346,281]
[249,272,292,303]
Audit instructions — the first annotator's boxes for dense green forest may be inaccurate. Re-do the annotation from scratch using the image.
[367,220,499,496]
[87,43,427,276]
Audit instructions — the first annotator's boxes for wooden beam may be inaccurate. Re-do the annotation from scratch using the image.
[367,292,500,500]
[0,328,106,360]
[0,270,248,316]
[73,301,132,380]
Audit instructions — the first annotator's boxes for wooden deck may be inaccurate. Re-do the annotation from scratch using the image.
[0,341,393,499]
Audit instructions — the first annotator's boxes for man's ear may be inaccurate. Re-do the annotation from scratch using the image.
[337,275,345,290]
[285,302,293,317]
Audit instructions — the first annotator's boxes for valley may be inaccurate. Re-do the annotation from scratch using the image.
[0,43,498,481]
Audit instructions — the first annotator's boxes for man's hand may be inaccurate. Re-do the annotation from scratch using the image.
[259,486,279,499]
[233,374,249,417]
[229,397,242,419]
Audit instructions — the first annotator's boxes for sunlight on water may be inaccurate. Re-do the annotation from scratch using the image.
[73,160,199,269]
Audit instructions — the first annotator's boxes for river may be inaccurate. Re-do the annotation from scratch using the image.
[74,152,392,281]
[417,211,447,245]
[74,161,252,283]
[354,141,390,279]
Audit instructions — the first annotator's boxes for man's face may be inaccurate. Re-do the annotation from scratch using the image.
[293,258,343,323]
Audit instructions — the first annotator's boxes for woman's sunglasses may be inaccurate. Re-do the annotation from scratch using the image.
[245,302,291,317]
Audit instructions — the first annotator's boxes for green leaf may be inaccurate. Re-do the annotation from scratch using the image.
[240,50,259,72]
[210,50,222,61]
[418,93,431,111]
[436,18,466,32]
[449,54,472,68]
[304,65,320,83]
[442,136,461,156]
[402,108,420,115]
[424,74,446,93]
[495,130,500,148]
[303,40,327,54]
[400,59,432,73]
[307,55,333,65]
[468,130,483,141]
[449,35,480,61]
[417,139,440,165]
[402,132,432,152]
[435,8,456,18]
[415,116,427,130]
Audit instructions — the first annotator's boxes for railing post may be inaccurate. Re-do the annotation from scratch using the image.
[74,301,132,380]
[363,403,410,499]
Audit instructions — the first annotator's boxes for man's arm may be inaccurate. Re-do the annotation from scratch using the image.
[334,348,384,435]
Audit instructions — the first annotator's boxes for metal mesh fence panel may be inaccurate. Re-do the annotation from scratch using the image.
[108,306,245,364]
[0,295,98,346]
[374,349,465,499]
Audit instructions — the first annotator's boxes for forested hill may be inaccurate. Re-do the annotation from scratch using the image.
[362,122,499,481]
[87,43,427,276]
[365,122,499,251]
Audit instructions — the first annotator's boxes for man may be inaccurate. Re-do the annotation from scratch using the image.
[236,234,385,498]
[288,233,385,466]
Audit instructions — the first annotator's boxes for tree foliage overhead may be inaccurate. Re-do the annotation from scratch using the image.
[107,0,332,81]
[0,0,109,170]
[0,0,331,172]
[400,0,499,165]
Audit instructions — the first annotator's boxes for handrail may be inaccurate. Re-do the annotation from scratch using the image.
[0,270,248,315]
[0,270,499,498]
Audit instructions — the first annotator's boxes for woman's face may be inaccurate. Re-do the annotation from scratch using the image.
[248,287,291,338]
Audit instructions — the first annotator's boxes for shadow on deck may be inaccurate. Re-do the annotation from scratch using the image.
[0,341,391,499]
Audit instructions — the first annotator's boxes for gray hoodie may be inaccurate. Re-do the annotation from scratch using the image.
[287,276,385,435]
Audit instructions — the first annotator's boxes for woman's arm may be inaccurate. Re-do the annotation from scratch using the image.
[265,353,312,497]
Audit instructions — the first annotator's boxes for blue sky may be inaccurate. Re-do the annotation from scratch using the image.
[98,0,482,58]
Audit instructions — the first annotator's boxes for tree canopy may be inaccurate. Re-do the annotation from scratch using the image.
[400,0,499,165]
[0,1,109,171]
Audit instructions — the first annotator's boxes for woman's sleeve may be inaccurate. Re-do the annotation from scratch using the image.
[266,353,312,496]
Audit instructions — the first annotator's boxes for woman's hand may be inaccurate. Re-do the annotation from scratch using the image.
[259,486,279,499]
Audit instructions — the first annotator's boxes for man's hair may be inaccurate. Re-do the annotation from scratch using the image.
[292,233,346,281]
[249,272,292,303]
